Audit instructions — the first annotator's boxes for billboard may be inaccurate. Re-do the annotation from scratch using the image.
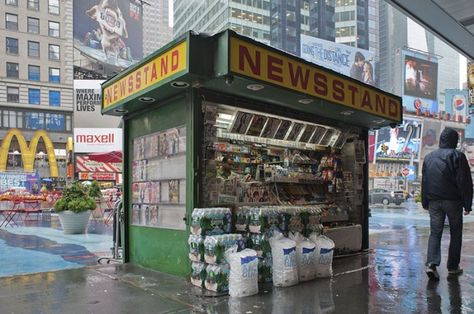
[374,119,422,162]
[73,0,143,72]
[469,62,474,106]
[402,50,439,115]
[300,34,376,86]
[444,89,468,122]
[420,119,442,161]
[74,128,123,153]
[76,155,122,173]
[74,80,121,128]
[0,173,40,193]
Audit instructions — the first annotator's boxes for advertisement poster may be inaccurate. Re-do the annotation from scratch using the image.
[74,80,121,128]
[74,128,123,153]
[300,34,376,86]
[230,111,253,134]
[402,50,439,115]
[73,0,143,72]
[261,118,281,138]
[0,173,39,193]
[368,131,375,163]
[420,120,442,161]
[468,62,474,105]
[444,89,468,122]
[375,119,422,162]
[463,142,474,167]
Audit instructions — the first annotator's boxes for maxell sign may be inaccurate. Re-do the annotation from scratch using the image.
[74,128,122,153]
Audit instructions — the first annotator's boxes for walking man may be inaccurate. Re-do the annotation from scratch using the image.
[422,128,472,280]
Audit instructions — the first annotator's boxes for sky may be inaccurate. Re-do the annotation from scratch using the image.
[169,0,173,27]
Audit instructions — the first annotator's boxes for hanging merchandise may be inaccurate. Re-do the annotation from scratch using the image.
[289,232,317,282]
[310,233,335,278]
[225,248,259,297]
[270,232,299,287]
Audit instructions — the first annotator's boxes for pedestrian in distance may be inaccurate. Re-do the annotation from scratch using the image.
[422,128,473,280]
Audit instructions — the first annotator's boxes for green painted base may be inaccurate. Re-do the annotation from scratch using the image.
[129,226,190,277]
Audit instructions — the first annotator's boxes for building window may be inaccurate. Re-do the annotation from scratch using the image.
[48,44,60,60]
[3,110,17,128]
[28,88,41,105]
[7,87,19,103]
[27,17,40,34]
[6,37,18,54]
[5,0,17,6]
[49,91,60,107]
[48,21,60,37]
[17,111,23,128]
[48,0,59,14]
[28,0,39,10]
[25,112,44,129]
[6,62,19,78]
[28,41,40,58]
[66,115,71,131]
[49,67,60,83]
[46,113,64,131]
[6,13,18,30]
[28,65,40,81]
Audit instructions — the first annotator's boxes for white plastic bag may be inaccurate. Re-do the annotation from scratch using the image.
[226,247,259,297]
[289,232,317,282]
[310,233,335,278]
[270,232,299,287]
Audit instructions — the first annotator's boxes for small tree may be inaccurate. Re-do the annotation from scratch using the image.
[88,180,103,199]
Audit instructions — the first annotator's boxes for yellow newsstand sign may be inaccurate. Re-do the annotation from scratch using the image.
[230,37,401,122]
[103,41,188,110]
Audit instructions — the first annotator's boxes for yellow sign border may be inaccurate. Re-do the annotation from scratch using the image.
[229,36,401,122]
[102,41,188,111]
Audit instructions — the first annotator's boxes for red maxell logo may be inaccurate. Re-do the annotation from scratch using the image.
[76,133,115,144]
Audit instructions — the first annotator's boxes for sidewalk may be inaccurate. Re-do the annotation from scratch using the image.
[2,205,474,313]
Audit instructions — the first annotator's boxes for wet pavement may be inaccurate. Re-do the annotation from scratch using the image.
[2,200,474,313]
[0,215,113,277]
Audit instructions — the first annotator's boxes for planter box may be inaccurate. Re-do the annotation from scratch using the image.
[58,211,91,234]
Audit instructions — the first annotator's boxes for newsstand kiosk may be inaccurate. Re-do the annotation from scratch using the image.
[101,31,402,277]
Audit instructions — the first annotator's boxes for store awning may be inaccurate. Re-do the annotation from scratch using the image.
[87,151,122,163]
[102,31,402,129]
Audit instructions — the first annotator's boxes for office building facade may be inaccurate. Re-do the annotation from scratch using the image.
[173,0,272,45]
[0,0,74,178]
[143,0,173,56]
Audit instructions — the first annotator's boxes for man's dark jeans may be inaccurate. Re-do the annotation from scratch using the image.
[426,200,463,270]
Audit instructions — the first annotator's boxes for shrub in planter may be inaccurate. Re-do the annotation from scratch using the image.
[54,182,97,234]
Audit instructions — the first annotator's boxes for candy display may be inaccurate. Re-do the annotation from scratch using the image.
[188,104,367,296]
